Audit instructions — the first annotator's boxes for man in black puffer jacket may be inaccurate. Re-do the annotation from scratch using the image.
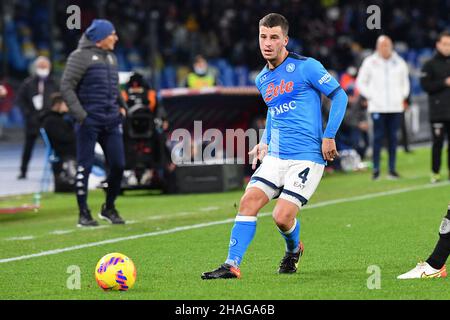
[420,31,450,183]
[61,19,127,227]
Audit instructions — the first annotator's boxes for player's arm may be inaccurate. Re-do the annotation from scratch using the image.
[322,89,348,161]
[305,58,348,161]
[60,50,89,123]
[250,108,271,169]
[260,107,271,146]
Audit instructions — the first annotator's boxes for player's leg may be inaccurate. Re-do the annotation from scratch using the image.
[398,206,449,279]
[371,113,384,180]
[75,124,99,227]
[272,199,303,273]
[201,156,283,280]
[274,160,324,273]
[98,124,126,224]
[426,207,450,272]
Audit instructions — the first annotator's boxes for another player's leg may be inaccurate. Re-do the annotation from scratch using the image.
[397,207,449,279]
[98,126,126,224]
[75,124,99,227]
[273,199,303,274]
[201,187,269,280]
[275,161,324,274]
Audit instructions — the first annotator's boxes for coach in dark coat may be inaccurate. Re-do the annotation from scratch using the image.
[420,31,450,182]
[15,56,58,179]
[61,19,127,227]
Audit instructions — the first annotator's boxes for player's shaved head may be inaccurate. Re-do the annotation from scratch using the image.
[376,35,393,59]
[259,13,289,36]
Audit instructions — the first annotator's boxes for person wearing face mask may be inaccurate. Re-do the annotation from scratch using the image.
[185,55,217,89]
[15,56,58,179]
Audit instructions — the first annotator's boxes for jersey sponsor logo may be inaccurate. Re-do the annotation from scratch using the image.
[264,79,294,102]
[318,73,332,85]
[269,101,297,117]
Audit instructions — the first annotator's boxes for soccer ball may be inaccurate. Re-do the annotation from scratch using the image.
[95,252,137,291]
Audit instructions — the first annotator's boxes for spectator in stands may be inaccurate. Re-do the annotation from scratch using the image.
[185,55,217,89]
[42,93,77,192]
[420,31,450,183]
[15,56,58,180]
[356,35,410,180]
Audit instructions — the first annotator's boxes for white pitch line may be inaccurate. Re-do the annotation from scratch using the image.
[49,230,74,235]
[5,236,35,241]
[0,181,448,264]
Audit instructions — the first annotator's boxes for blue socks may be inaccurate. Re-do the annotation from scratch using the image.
[278,219,300,253]
[225,215,257,268]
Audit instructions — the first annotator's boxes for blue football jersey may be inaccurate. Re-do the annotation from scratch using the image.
[255,52,342,164]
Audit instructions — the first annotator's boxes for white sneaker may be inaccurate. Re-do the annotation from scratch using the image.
[397,262,447,279]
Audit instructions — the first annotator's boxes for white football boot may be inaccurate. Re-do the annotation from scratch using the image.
[397,262,447,279]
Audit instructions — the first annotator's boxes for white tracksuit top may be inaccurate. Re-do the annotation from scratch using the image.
[356,52,410,114]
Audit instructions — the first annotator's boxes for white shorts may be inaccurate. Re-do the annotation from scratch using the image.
[246,155,325,208]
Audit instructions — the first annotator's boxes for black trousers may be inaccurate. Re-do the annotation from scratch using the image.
[430,121,450,174]
[20,131,39,176]
[75,122,125,212]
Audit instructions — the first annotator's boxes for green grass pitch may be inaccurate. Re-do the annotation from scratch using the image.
[0,147,449,300]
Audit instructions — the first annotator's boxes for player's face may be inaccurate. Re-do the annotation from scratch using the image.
[259,26,288,63]
[436,36,450,57]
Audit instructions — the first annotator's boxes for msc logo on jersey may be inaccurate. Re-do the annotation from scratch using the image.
[269,101,297,117]
[318,73,332,85]
[264,79,294,102]
[286,63,296,73]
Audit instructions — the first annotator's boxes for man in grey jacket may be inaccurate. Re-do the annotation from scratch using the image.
[61,19,127,227]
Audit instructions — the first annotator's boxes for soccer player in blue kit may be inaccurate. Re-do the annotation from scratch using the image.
[202,13,348,279]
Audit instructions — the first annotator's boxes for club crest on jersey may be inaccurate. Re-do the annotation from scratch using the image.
[286,63,295,73]
[264,79,294,103]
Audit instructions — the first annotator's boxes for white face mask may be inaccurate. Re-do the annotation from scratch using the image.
[194,66,207,76]
[36,68,50,78]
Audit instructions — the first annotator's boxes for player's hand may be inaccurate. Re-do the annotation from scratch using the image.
[119,107,127,117]
[249,143,268,170]
[322,138,338,162]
